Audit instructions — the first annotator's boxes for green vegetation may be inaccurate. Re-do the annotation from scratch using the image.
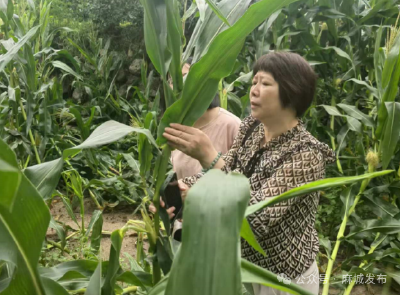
[1,0,400,294]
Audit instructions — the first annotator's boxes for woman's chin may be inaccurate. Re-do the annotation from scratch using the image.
[250,109,262,121]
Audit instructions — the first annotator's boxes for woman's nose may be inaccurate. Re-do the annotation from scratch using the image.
[251,84,259,97]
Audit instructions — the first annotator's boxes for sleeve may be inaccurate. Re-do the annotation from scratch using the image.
[247,147,326,236]
[181,117,250,187]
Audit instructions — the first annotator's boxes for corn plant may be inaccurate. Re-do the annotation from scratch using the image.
[2,0,400,294]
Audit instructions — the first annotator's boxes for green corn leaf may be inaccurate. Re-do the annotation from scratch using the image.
[205,0,231,27]
[102,229,124,295]
[52,61,83,80]
[165,170,250,295]
[54,49,80,71]
[0,139,50,295]
[67,38,97,68]
[341,246,398,268]
[49,218,66,250]
[240,219,266,256]
[241,259,314,295]
[63,121,158,160]
[0,140,21,211]
[188,0,251,64]
[320,105,345,117]
[381,102,400,169]
[343,79,379,100]
[157,0,299,145]
[26,0,35,10]
[117,270,152,289]
[226,71,253,92]
[41,277,69,295]
[337,103,374,128]
[24,158,64,201]
[277,31,302,49]
[182,2,197,22]
[0,25,40,72]
[339,186,356,220]
[346,116,362,133]
[336,125,350,154]
[60,196,79,228]
[326,46,352,63]
[39,260,98,281]
[139,0,171,80]
[319,237,332,260]
[139,113,155,178]
[166,0,183,94]
[84,210,103,250]
[196,0,207,22]
[156,236,174,275]
[345,218,400,239]
[123,154,140,175]
[90,212,103,253]
[382,34,400,89]
[376,33,400,138]
[84,260,102,295]
[363,186,400,218]
[374,26,384,95]
[148,276,169,295]
[359,0,392,24]
[246,171,394,217]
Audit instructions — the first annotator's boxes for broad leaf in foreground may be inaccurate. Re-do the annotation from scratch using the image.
[165,171,251,295]
[0,140,21,211]
[0,140,50,295]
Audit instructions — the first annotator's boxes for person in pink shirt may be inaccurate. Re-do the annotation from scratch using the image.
[170,58,241,180]
[151,59,241,240]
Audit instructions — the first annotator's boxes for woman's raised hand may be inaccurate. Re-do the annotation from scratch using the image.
[163,123,218,168]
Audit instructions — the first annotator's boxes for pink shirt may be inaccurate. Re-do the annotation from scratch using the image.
[171,108,241,180]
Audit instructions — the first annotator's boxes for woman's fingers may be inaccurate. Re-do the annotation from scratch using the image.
[150,199,166,214]
[165,127,192,141]
[163,132,190,150]
[150,201,175,219]
[178,179,189,201]
[167,206,175,219]
[169,123,197,135]
[149,203,156,214]
[178,180,189,191]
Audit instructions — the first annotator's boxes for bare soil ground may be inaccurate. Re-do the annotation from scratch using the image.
[46,197,148,266]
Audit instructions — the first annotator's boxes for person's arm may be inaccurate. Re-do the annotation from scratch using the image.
[164,119,247,189]
[163,123,225,170]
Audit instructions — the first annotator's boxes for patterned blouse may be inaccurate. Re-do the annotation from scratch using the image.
[182,116,335,279]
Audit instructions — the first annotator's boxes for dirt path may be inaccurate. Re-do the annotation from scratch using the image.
[46,197,148,265]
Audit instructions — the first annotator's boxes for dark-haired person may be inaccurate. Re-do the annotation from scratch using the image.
[163,52,335,295]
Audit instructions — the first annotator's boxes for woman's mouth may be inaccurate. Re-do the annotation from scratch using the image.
[250,101,260,108]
